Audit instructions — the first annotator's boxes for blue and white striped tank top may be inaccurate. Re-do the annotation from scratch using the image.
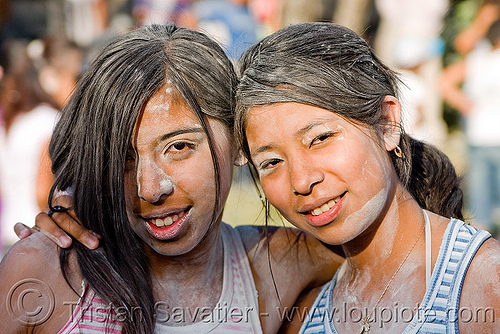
[299,219,491,334]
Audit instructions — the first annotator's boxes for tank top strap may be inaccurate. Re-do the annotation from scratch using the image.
[224,223,263,333]
[404,219,491,333]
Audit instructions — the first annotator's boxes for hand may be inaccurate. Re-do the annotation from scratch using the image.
[15,195,100,249]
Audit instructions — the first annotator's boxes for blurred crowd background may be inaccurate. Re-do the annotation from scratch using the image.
[1,0,500,258]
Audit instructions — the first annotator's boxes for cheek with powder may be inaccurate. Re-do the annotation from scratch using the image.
[343,188,387,241]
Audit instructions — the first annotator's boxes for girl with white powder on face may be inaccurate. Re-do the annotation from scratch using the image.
[234,22,500,333]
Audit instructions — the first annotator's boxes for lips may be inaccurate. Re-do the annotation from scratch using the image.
[304,193,345,227]
[143,208,190,240]
[310,195,342,216]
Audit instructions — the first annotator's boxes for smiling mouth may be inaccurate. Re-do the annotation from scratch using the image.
[148,210,187,227]
[310,194,344,216]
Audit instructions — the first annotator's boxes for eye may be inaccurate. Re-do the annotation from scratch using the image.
[309,132,334,147]
[258,158,282,170]
[173,142,188,151]
[164,141,196,154]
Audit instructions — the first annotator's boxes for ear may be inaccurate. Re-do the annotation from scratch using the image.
[381,95,402,152]
[234,150,248,166]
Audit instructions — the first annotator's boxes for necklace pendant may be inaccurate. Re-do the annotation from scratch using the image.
[360,316,370,333]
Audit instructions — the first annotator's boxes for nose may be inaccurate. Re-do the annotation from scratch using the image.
[137,158,174,203]
[289,157,324,196]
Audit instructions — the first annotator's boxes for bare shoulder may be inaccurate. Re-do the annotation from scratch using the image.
[278,285,323,334]
[0,232,61,281]
[463,236,500,293]
[0,233,81,332]
[235,224,342,332]
[459,236,500,332]
[236,224,343,281]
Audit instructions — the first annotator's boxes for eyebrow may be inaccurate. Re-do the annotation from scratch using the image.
[250,145,274,159]
[295,120,326,138]
[156,127,205,146]
[250,120,332,158]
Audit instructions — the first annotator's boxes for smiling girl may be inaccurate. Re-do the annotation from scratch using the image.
[235,22,500,333]
[0,24,343,333]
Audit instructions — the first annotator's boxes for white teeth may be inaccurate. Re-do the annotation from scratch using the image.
[164,216,173,226]
[310,196,341,216]
[150,211,184,227]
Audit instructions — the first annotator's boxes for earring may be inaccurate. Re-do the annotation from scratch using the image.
[394,145,403,158]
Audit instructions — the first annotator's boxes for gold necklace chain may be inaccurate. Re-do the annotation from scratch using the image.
[360,222,426,334]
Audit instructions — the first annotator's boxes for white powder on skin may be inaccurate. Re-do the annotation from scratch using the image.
[342,126,393,231]
[137,158,174,200]
[344,188,386,235]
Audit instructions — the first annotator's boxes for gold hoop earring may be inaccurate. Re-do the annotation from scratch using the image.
[394,145,403,158]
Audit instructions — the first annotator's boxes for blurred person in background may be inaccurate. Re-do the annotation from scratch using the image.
[454,0,500,54]
[131,0,259,61]
[440,19,500,238]
[0,36,81,256]
[392,34,446,144]
[38,34,83,111]
[374,0,449,148]
[0,39,58,256]
[191,0,259,61]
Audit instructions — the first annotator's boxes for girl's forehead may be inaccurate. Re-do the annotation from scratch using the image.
[131,90,233,148]
[247,102,341,125]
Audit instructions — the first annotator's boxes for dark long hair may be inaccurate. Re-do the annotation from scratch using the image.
[49,24,237,333]
[235,22,463,219]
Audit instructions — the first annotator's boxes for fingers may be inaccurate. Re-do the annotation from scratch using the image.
[35,211,74,248]
[14,223,34,240]
[55,211,99,250]
[53,194,101,249]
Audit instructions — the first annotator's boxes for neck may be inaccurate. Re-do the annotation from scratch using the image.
[332,188,430,333]
[341,188,426,276]
[147,221,225,306]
